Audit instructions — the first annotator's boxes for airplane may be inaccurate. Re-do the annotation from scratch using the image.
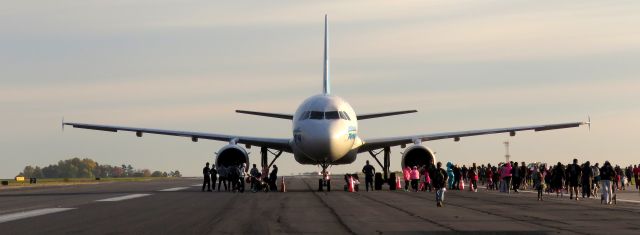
[63,15,590,191]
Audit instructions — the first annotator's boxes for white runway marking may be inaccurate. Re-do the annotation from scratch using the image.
[96,194,151,202]
[616,199,640,203]
[158,187,189,192]
[191,184,202,187]
[0,208,75,224]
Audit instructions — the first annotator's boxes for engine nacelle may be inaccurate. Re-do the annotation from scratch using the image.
[215,144,250,169]
[401,145,436,169]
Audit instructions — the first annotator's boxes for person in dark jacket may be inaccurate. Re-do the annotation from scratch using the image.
[567,158,582,200]
[581,161,593,198]
[202,162,212,192]
[362,160,376,191]
[600,161,615,204]
[269,165,278,191]
[433,162,449,207]
[511,162,521,192]
[210,164,217,192]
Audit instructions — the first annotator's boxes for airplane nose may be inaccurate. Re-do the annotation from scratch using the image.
[300,122,352,162]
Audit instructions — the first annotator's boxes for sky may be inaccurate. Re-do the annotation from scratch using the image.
[1,0,639,178]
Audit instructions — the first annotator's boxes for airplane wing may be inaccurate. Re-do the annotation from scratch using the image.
[358,120,590,153]
[357,110,417,120]
[63,122,292,152]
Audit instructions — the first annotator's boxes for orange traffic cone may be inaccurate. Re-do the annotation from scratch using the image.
[395,175,401,190]
[348,176,355,192]
[280,176,286,192]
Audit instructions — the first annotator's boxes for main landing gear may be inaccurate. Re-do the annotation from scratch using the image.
[318,163,331,192]
[368,147,391,188]
[261,147,282,175]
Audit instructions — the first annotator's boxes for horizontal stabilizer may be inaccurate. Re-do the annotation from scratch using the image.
[357,110,417,120]
[236,110,293,120]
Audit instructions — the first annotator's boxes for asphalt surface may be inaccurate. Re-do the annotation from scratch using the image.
[1,177,639,235]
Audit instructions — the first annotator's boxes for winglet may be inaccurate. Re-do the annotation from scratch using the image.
[586,115,591,131]
[61,117,65,132]
[322,14,330,95]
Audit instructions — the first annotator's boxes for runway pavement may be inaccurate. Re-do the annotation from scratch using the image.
[1,176,639,234]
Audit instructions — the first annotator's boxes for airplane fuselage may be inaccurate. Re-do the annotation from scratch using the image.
[291,94,362,165]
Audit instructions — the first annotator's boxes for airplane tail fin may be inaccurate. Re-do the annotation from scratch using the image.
[323,14,330,95]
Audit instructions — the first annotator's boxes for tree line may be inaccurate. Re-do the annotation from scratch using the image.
[17,157,181,178]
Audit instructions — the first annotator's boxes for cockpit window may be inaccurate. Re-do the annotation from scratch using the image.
[325,111,339,119]
[338,111,346,120]
[309,111,324,119]
[341,111,351,120]
[298,111,310,120]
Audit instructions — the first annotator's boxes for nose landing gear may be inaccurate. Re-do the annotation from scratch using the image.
[318,163,331,192]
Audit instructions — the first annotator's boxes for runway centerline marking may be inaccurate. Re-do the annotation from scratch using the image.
[158,187,189,192]
[191,184,202,187]
[96,194,151,202]
[0,208,75,224]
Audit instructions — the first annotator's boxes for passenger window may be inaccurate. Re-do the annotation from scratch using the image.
[325,111,339,119]
[309,111,324,119]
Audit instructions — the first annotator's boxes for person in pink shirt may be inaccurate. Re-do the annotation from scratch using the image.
[403,166,411,191]
[501,162,513,193]
[410,166,420,192]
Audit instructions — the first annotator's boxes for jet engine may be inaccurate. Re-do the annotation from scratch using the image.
[401,145,436,168]
[215,144,250,169]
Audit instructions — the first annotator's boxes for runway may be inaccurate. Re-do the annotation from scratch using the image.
[1,177,639,234]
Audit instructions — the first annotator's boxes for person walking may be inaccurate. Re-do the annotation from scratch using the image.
[217,165,228,191]
[210,164,217,191]
[567,158,581,200]
[501,162,513,193]
[446,162,454,189]
[269,165,279,191]
[592,163,600,196]
[551,162,565,197]
[581,161,594,198]
[634,164,640,191]
[600,161,615,204]
[250,164,261,192]
[469,163,478,192]
[532,164,545,201]
[452,165,461,190]
[362,160,376,191]
[434,162,448,207]
[202,162,212,192]
[511,162,520,193]
[410,166,420,192]
[403,166,411,191]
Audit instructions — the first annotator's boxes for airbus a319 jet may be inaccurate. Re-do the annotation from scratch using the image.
[63,15,589,191]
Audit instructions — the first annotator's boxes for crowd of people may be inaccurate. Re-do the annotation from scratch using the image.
[202,162,279,193]
[200,159,639,207]
[395,159,639,206]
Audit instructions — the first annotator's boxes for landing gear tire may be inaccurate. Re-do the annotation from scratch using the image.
[326,180,331,192]
[318,179,323,192]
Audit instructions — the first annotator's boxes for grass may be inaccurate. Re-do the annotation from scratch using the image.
[0,177,179,187]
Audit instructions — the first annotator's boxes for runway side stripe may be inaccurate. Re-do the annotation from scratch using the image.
[617,199,640,203]
[158,187,189,192]
[0,208,75,224]
[96,194,151,202]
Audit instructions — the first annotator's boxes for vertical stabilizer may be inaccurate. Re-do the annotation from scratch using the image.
[323,14,330,95]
